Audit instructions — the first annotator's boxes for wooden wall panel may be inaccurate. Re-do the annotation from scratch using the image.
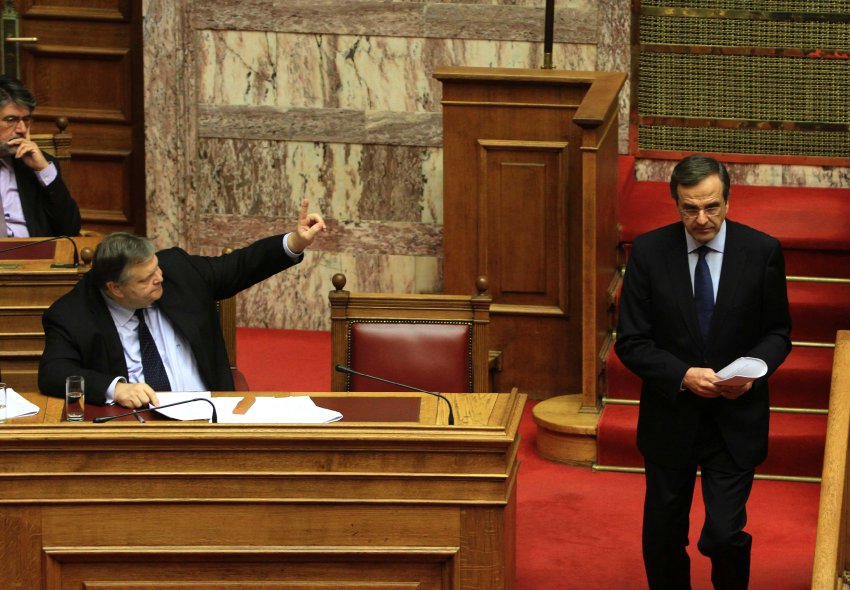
[18,0,144,235]
[478,141,568,311]
[437,67,625,401]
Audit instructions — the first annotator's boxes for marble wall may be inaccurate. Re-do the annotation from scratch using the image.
[143,0,627,330]
[142,1,846,332]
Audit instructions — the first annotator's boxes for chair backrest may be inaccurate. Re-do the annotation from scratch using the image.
[216,247,248,390]
[329,273,492,393]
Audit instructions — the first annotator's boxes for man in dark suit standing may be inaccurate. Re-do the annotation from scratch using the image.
[615,155,791,589]
[0,75,80,237]
[38,199,325,409]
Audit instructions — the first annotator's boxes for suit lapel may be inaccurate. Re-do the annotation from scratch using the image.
[157,293,215,388]
[663,228,704,347]
[86,281,129,376]
[709,221,748,345]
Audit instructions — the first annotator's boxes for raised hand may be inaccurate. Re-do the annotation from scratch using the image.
[8,129,49,171]
[286,198,327,253]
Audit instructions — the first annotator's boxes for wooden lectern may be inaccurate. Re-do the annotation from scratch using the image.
[0,389,525,590]
[434,67,626,405]
[0,236,100,390]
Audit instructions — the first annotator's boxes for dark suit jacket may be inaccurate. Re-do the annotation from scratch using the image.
[13,154,81,237]
[614,219,792,470]
[38,234,301,404]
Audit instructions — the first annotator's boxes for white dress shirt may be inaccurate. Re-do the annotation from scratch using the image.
[684,220,727,302]
[0,158,58,237]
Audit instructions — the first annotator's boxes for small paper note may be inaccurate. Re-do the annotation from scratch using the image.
[716,357,767,386]
[4,388,40,418]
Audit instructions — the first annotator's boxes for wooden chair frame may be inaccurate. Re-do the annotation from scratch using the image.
[329,273,492,393]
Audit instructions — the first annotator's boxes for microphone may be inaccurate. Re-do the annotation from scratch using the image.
[92,397,219,424]
[0,235,80,268]
[335,364,455,425]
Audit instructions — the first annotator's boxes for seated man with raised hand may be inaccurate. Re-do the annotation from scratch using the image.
[0,74,80,237]
[38,199,325,409]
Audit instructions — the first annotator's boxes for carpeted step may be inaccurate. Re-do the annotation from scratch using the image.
[618,181,850,277]
[606,345,832,410]
[596,404,826,479]
[788,280,850,343]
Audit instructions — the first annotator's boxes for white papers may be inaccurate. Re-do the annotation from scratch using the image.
[152,391,214,421]
[4,388,40,418]
[151,392,342,424]
[716,357,767,386]
[216,396,342,424]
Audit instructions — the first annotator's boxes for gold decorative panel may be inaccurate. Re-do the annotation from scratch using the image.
[634,2,850,162]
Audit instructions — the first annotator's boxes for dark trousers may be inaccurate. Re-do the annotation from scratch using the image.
[642,416,755,590]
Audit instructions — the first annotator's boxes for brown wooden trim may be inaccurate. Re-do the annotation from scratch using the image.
[638,115,849,134]
[79,209,130,224]
[641,44,850,59]
[641,6,850,23]
[21,5,129,22]
[633,146,850,167]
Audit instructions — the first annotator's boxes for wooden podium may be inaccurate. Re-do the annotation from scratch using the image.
[435,67,626,404]
[0,236,100,391]
[0,390,525,590]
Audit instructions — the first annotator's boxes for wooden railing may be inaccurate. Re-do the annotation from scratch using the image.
[812,330,850,589]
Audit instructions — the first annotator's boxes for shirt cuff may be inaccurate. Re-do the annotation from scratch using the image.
[282,232,302,260]
[35,162,57,187]
[106,376,126,404]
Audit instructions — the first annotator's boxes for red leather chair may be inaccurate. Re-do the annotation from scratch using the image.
[329,273,493,393]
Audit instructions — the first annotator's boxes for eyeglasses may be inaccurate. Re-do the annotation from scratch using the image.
[678,205,724,220]
[0,115,33,128]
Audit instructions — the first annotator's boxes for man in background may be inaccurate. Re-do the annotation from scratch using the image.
[0,74,80,237]
[615,154,791,589]
[39,199,325,408]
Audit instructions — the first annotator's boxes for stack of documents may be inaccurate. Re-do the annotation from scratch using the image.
[716,357,768,386]
[153,392,342,423]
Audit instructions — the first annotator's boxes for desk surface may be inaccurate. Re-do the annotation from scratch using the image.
[6,389,523,430]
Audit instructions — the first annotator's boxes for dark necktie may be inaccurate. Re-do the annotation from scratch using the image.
[135,308,172,391]
[694,245,715,339]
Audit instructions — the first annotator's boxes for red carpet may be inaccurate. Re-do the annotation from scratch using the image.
[236,327,819,589]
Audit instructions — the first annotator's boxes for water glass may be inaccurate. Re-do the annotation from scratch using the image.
[65,376,85,421]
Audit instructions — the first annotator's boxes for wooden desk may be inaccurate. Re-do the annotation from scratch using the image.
[0,390,526,590]
[0,237,101,391]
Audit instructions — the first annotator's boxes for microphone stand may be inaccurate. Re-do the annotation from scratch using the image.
[335,364,455,425]
[93,397,218,423]
[0,235,80,268]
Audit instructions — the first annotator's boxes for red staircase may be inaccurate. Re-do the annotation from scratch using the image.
[597,157,850,479]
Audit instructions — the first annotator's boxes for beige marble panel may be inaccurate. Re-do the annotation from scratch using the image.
[142,0,188,248]
[636,158,850,190]
[783,165,850,189]
[197,30,278,107]
[195,215,441,257]
[198,32,596,112]
[234,250,435,330]
[195,140,441,224]
[597,0,631,154]
[192,0,597,43]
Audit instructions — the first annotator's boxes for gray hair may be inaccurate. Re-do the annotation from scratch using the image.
[90,232,156,290]
[0,74,36,110]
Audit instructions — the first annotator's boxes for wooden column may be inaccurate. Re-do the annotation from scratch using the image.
[435,67,625,408]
